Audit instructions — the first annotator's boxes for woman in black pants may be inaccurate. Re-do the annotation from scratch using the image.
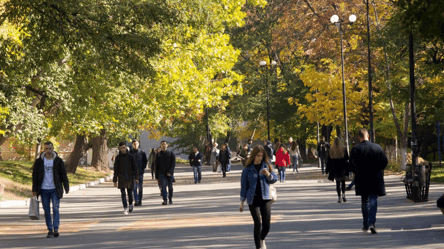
[240,145,278,249]
[326,137,350,203]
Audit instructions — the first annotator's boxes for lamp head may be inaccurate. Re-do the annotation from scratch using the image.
[330,15,339,24]
[349,14,357,23]
[259,61,267,66]
[271,60,277,66]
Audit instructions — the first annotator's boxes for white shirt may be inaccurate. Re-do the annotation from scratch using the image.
[42,157,55,190]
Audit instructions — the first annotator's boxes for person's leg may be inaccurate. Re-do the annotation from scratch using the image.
[295,156,299,173]
[138,174,144,204]
[260,201,272,241]
[197,166,202,183]
[368,194,378,226]
[248,205,262,249]
[321,158,326,174]
[222,163,227,177]
[282,167,286,182]
[120,188,128,208]
[341,179,346,202]
[159,175,167,202]
[346,179,355,190]
[336,180,341,197]
[193,166,198,183]
[361,195,369,230]
[133,180,139,204]
[167,175,173,202]
[127,188,133,206]
[277,167,282,181]
[50,189,60,233]
[41,189,53,232]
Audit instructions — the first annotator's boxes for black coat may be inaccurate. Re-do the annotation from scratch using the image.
[350,140,388,196]
[218,149,231,164]
[32,152,70,199]
[326,150,349,180]
[189,152,203,166]
[155,150,176,179]
[317,141,331,158]
[113,151,138,189]
[129,148,148,175]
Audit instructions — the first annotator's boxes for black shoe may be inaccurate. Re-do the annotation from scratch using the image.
[169,200,173,205]
[46,231,54,238]
[162,201,167,205]
[138,201,142,206]
[54,231,59,237]
[369,224,377,234]
[342,195,347,203]
[345,186,352,191]
[129,204,133,213]
[134,202,140,206]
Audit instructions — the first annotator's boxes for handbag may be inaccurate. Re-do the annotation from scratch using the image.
[269,185,277,203]
[217,164,222,173]
[28,196,40,220]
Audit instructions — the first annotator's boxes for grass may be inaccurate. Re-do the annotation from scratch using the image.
[0,161,111,200]
[431,163,444,183]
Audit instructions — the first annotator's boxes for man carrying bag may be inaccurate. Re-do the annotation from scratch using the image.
[32,141,70,238]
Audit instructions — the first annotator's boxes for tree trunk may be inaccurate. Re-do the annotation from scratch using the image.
[400,103,410,170]
[91,129,109,172]
[66,135,88,173]
[297,139,306,161]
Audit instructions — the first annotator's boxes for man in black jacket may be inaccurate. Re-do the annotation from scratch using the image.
[129,139,147,206]
[32,141,70,238]
[189,146,203,183]
[317,136,330,174]
[155,141,176,205]
[350,128,388,234]
[113,142,139,215]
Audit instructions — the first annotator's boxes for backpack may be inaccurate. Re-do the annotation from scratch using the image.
[320,144,327,154]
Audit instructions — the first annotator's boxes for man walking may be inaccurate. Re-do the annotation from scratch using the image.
[129,139,147,206]
[317,136,330,174]
[113,142,139,214]
[32,141,70,238]
[349,128,388,234]
[189,146,203,183]
[155,141,176,205]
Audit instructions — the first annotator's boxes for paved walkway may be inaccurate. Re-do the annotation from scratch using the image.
[1,164,444,248]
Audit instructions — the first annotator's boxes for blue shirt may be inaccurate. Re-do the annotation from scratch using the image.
[240,162,278,205]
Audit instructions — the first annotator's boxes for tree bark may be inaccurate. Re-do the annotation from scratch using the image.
[66,135,88,173]
[91,129,109,172]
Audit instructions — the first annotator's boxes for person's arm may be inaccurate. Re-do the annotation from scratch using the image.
[60,159,70,194]
[239,169,248,212]
[155,154,160,179]
[167,152,176,176]
[113,157,119,187]
[32,160,39,196]
[142,151,148,170]
[132,156,139,182]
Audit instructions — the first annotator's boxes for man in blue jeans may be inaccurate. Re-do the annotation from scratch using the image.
[189,147,203,183]
[350,128,388,234]
[32,141,70,238]
[155,141,176,205]
[129,139,147,206]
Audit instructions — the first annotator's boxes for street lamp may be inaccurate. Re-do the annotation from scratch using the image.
[260,60,277,141]
[330,14,356,154]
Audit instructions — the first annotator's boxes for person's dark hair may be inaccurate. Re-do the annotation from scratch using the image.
[161,140,168,144]
[44,141,53,146]
[132,139,138,143]
[244,145,272,171]
[274,138,280,143]
[118,142,126,147]
[358,128,368,139]
[248,139,252,143]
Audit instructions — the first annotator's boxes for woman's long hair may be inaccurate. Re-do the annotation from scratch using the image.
[291,141,298,151]
[245,145,273,171]
[329,137,345,159]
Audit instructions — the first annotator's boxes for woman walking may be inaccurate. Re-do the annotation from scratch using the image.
[240,145,278,249]
[148,148,157,180]
[218,144,231,177]
[326,137,350,203]
[275,144,290,182]
[210,142,219,172]
[289,141,301,173]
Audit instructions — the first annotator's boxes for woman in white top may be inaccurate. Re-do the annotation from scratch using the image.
[289,141,301,173]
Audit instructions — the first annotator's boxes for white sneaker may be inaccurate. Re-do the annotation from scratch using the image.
[260,240,267,249]
[123,208,129,215]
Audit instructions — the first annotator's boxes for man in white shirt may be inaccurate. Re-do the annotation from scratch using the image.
[32,141,70,238]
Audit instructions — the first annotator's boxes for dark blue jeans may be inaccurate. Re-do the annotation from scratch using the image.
[320,157,327,174]
[193,166,202,183]
[41,189,60,231]
[160,175,173,202]
[120,188,133,208]
[278,167,286,182]
[133,174,144,203]
[361,194,378,229]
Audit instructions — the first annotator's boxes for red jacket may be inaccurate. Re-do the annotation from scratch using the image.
[275,148,290,167]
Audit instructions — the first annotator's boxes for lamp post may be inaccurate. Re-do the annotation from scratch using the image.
[366,0,374,142]
[260,60,277,141]
[330,14,356,154]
